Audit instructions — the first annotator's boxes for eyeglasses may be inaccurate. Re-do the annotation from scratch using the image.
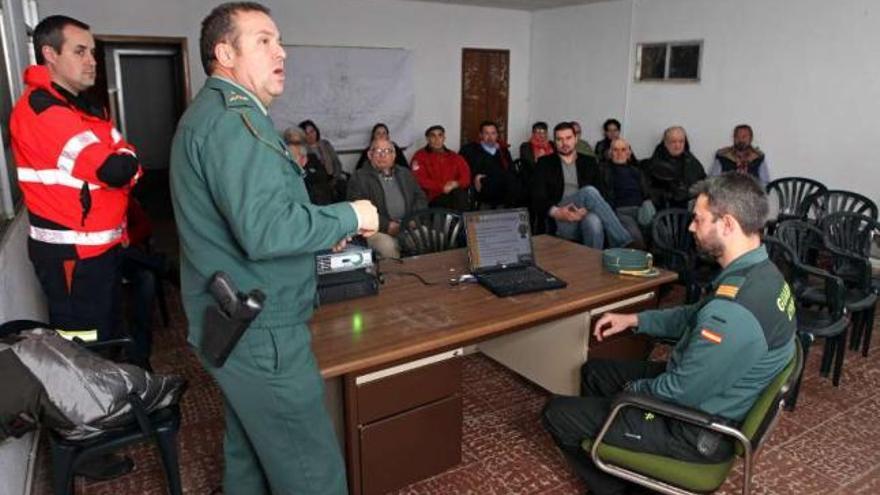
[371,147,395,156]
[289,141,302,145]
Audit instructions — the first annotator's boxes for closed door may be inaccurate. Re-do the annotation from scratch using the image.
[460,49,509,148]
[107,47,186,171]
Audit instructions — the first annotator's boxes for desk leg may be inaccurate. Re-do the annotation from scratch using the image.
[343,374,362,495]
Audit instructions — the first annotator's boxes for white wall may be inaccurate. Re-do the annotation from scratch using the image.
[0,213,47,324]
[530,0,632,146]
[531,0,880,201]
[39,0,533,166]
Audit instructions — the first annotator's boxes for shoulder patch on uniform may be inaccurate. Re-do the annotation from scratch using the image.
[700,328,724,344]
[29,89,67,114]
[224,90,252,108]
[715,275,746,299]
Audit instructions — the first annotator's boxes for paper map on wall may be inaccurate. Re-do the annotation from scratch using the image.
[270,45,416,152]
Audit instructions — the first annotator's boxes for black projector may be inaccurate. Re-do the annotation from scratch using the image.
[315,245,379,305]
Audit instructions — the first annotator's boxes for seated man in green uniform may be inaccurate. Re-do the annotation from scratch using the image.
[169,3,379,494]
[543,173,796,495]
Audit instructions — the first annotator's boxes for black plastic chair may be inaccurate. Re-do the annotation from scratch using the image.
[821,212,878,357]
[774,219,826,269]
[398,208,464,258]
[764,236,849,390]
[765,177,826,233]
[0,320,185,495]
[800,189,878,225]
[650,208,718,303]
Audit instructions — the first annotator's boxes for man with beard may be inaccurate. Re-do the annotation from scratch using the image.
[532,122,632,248]
[543,174,796,495]
[643,125,706,209]
[710,124,770,187]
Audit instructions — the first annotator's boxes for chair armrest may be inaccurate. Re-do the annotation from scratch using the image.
[80,336,135,353]
[653,247,692,270]
[823,244,872,284]
[610,392,716,427]
[591,392,748,461]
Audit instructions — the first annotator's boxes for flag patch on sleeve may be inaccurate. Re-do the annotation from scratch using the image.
[700,328,724,344]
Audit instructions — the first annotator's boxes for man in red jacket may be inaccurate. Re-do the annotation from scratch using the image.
[10,15,141,345]
[411,125,471,211]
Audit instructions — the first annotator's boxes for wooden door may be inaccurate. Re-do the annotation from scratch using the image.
[460,49,509,148]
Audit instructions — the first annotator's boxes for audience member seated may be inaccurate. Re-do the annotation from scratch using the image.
[298,119,346,199]
[519,121,555,173]
[356,122,409,170]
[459,120,520,208]
[643,125,706,209]
[410,125,471,211]
[571,120,596,158]
[543,174,794,495]
[594,118,637,163]
[347,137,428,259]
[710,124,770,187]
[283,127,335,205]
[531,122,632,249]
[599,138,652,249]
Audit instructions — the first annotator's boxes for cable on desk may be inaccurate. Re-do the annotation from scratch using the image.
[382,270,444,286]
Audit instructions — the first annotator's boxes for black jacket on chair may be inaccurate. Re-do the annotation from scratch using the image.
[531,153,601,234]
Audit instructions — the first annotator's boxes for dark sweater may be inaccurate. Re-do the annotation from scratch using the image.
[643,143,706,209]
[346,165,427,234]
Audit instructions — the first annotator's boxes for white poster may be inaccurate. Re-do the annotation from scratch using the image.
[270,45,416,152]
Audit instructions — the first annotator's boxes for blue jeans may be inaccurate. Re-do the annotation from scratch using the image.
[554,186,633,249]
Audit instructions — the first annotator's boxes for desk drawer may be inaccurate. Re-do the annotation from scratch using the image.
[588,292,657,361]
[359,394,462,495]
[356,353,462,424]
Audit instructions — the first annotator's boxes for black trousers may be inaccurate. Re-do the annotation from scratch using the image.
[30,247,122,342]
[429,188,470,211]
[542,359,733,495]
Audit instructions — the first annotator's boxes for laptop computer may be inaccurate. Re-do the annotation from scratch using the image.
[463,208,567,297]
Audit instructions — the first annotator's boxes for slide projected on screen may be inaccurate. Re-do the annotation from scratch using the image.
[270,45,416,152]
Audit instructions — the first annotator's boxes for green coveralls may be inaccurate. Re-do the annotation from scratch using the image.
[170,76,357,495]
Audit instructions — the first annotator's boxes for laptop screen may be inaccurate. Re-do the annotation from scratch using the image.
[464,209,534,272]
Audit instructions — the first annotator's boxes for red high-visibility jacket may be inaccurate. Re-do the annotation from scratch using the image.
[10,65,141,259]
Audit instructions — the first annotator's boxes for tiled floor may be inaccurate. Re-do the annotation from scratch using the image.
[30,288,880,494]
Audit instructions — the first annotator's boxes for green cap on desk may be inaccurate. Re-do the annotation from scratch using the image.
[602,248,659,277]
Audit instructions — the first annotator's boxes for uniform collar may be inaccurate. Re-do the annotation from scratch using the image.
[714,245,767,282]
[208,76,268,115]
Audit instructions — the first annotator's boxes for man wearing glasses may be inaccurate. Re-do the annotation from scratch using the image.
[347,137,428,259]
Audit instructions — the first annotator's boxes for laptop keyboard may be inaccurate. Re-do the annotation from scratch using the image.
[481,267,560,292]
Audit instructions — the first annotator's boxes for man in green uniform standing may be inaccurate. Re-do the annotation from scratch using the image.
[543,173,796,495]
[169,3,378,494]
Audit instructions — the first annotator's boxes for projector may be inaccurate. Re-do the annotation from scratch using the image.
[315,245,374,275]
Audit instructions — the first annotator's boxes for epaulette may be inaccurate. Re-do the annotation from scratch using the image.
[715,275,746,299]
[221,88,254,109]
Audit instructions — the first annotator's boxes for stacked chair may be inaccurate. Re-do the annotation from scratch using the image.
[398,208,465,258]
[651,208,719,303]
[765,177,826,234]
[820,212,878,357]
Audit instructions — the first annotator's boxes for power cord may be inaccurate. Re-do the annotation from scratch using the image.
[375,255,468,287]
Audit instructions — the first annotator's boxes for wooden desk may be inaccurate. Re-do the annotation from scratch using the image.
[310,236,676,495]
